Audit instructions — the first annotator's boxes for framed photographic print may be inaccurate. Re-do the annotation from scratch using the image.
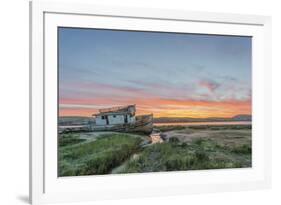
[30,1,271,204]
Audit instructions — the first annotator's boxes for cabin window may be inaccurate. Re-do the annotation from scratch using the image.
[101,116,105,119]
[113,115,116,118]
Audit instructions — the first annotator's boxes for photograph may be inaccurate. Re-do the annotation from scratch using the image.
[58,27,252,177]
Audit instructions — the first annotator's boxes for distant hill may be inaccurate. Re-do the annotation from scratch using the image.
[231,114,252,121]
[153,114,252,123]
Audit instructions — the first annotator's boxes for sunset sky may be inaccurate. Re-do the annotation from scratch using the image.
[59,28,252,118]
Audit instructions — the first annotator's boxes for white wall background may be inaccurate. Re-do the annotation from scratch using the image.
[0,0,279,204]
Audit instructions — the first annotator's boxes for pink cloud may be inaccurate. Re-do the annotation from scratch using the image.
[199,80,220,92]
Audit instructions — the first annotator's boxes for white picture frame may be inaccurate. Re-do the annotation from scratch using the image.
[30,1,272,204]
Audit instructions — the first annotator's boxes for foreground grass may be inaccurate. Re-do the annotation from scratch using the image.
[59,134,86,147]
[58,125,251,176]
[58,133,142,176]
[118,137,251,173]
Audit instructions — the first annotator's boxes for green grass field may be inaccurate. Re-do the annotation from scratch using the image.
[58,133,143,176]
[58,124,251,176]
[118,137,251,173]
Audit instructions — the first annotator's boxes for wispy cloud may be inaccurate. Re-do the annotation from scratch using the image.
[59,28,252,118]
[199,79,220,92]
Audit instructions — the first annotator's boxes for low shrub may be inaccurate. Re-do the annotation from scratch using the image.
[195,150,209,161]
[231,144,252,154]
[169,137,180,143]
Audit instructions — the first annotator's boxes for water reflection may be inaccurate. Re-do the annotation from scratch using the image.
[150,133,164,144]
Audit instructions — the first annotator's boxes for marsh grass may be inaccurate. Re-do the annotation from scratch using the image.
[58,133,142,176]
[155,125,186,132]
[59,134,86,147]
[230,144,252,154]
[58,125,252,176]
[118,137,251,173]
[188,124,251,130]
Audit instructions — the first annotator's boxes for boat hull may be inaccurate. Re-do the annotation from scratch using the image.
[59,114,153,134]
[91,114,153,134]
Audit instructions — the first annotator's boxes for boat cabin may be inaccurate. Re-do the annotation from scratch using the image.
[93,105,136,126]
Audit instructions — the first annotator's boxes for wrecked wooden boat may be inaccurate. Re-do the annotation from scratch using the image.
[59,105,153,134]
[91,105,153,134]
